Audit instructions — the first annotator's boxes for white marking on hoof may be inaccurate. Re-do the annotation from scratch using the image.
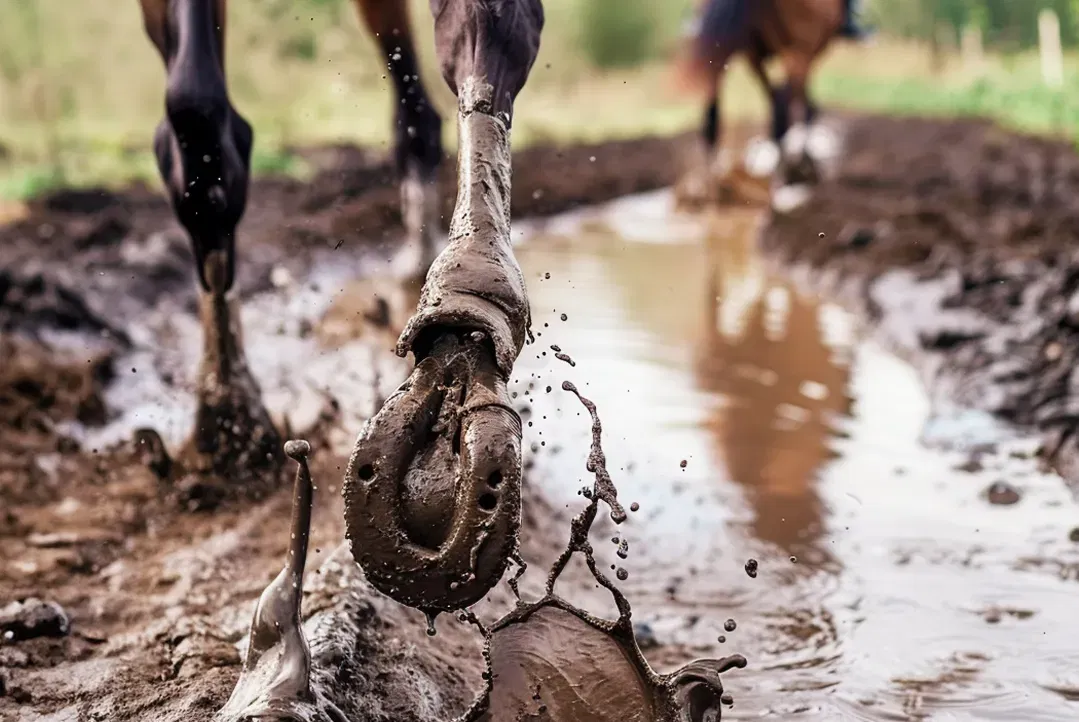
[743,137,780,177]
[782,123,810,158]
[806,124,841,162]
[771,184,812,213]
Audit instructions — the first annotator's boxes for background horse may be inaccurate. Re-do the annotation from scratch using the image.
[678,0,846,186]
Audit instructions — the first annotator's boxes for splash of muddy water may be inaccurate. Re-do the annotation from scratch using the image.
[455,384,746,722]
[216,439,347,721]
[220,386,745,721]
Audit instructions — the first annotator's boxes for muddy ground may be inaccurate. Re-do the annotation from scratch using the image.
[0,133,704,722]
[5,113,1079,720]
[761,115,1079,487]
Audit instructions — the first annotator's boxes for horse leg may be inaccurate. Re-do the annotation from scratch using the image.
[700,67,729,179]
[138,0,282,506]
[777,57,820,186]
[343,0,544,616]
[353,0,444,280]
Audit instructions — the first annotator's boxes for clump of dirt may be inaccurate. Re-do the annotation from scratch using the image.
[760,113,1079,484]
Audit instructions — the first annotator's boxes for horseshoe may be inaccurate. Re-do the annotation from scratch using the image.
[343,330,522,614]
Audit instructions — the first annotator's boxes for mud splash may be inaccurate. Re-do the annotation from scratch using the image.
[457,383,745,722]
[221,385,745,722]
[215,439,344,721]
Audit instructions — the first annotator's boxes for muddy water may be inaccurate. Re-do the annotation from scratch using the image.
[510,191,1079,720]
[66,188,1079,720]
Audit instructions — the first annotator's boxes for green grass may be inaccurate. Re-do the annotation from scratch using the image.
[1,0,1077,200]
[813,42,1079,140]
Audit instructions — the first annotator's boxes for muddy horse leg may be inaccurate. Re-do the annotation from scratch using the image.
[353,0,444,279]
[343,0,544,618]
[138,0,282,506]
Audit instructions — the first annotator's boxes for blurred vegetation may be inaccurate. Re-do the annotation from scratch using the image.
[0,0,1077,199]
[867,0,1079,50]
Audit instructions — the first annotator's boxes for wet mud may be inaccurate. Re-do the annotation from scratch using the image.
[0,134,704,721]
[7,114,1079,721]
[760,114,1079,488]
[219,383,743,721]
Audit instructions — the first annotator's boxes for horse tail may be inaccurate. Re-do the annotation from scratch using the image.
[674,0,751,94]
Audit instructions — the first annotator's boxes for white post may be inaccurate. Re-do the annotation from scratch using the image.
[960,24,983,73]
[1039,9,1064,88]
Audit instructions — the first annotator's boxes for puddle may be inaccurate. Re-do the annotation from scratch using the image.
[507,192,1079,720]
[72,189,1079,719]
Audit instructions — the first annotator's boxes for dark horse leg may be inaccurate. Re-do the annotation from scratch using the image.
[776,53,821,187]
[137,0,282,507]
[352,0,444,279]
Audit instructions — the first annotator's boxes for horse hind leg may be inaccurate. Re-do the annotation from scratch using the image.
[775,60,822,189]
[353,0,444,281]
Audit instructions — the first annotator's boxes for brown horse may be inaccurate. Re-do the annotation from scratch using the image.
[136,0,543,614]
[679,0,845,184]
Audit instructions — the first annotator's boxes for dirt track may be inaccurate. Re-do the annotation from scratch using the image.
[5,114,1079,719]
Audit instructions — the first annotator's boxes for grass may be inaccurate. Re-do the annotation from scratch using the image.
[0,0,1077,200]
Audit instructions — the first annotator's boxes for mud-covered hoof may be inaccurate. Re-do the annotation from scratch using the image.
[343,331,522,614]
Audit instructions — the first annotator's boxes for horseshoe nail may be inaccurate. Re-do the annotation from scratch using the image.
[344,332,522,616]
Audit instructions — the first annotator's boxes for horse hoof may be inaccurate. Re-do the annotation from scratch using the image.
[343,331,522,614]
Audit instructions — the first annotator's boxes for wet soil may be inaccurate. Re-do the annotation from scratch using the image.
[7,113,1079,720]
[760,114,1079,487]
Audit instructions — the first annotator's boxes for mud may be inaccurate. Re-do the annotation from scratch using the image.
[221,383,743,722]
[7,113,1079,721]
[0,133,700,721]
[760,114,1079,488]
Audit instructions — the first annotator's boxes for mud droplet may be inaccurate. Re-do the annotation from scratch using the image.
[630,502,639,512]
[717,635,726,643]
[679,459,687,468]
[744,558,758,578]
[560,313,567,321]
[616,567,629,581]
[424,611,438,637]
[723,619,737,632]
[986,480,1021,505]
[789,555,797,563]
[544,272,551,279]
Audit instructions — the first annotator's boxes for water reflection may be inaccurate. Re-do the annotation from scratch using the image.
[694,211,851,568]
[511,192,1079,720]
